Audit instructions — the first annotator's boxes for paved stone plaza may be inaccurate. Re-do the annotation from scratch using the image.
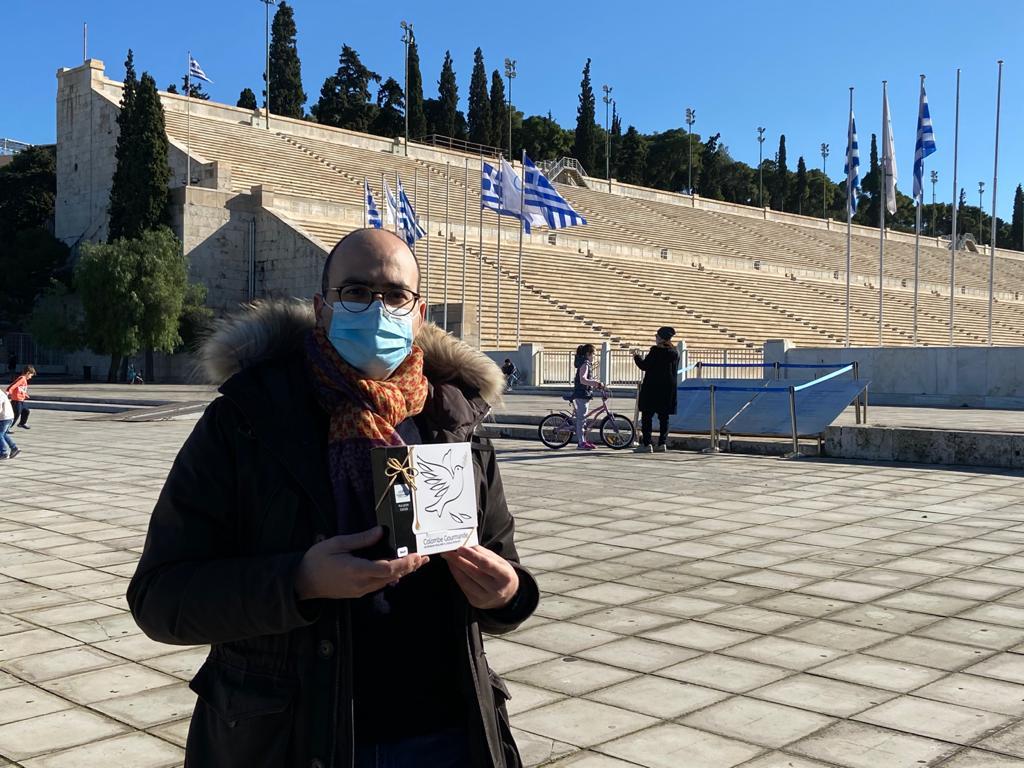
[2,411,1024,766]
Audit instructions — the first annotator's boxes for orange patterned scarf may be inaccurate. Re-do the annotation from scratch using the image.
[305,327,429,532]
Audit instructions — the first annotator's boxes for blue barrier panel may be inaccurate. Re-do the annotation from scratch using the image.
[670,378,770,433]
[723,380,869,437]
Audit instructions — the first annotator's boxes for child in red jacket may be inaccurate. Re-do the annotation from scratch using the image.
[7,365,34,429]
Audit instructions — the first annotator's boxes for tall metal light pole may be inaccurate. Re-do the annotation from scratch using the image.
[504,58,516,158]
[930,170,938,234]
[757,127,766,208]
[602,84,613,191]
[400,21,413,155]
[261,0,274,129]
[820,143,829,219]
[978,181,985,246]
[685,107,695,194]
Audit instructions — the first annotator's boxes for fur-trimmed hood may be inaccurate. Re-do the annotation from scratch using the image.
[198,299,505,407]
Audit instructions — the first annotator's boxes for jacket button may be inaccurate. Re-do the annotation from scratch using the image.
[318,640,334,658]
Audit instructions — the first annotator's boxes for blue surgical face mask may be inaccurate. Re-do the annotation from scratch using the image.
[326,300,415,379]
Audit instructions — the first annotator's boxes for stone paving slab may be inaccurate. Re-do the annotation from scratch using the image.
[1,411,1024,766]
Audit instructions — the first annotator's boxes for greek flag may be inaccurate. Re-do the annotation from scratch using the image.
[522,153,587,229]
[396,177,426,247]
[382,178,398,228]
[480,159,542,233]
[364,179,382,229]
[844,109,861,215]
[189,56,212,83]
[912,79,936,203]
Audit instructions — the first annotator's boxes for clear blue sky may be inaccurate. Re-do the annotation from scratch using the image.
[5,0,1023,218]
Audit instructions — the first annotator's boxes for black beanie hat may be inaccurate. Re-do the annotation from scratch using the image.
[656,326,675,341]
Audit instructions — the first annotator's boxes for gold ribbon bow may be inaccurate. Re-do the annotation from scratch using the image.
[374,452,418,514]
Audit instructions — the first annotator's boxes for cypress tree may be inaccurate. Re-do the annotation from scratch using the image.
[489,70,507,153]
[406,35,427,139]
[573,58,596,172]
[773,134,788,211]
[269,1,306,118]
[312,45,379,131]
[108,50,139,241]
[1011,184,1023,250]
[467,48,491,146]
[617,126,647,185]
[371,77,405,138]
[437,51,459,138]
[132,74,172,234]
[795,155,807,215]
[699,133,723,200]
[237,88,258,110]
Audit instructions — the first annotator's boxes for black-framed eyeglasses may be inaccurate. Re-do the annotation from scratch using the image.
[329,284,420,316]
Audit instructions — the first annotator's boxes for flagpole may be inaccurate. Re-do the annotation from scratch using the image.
[846,87,853,348]
[477,153,484,348]
[425,171,431,313]
[950,68,960,345]
[363,177,368,228]
[395,171,400,236]
[412,170,418,256]
[186,51,191,188]
[878,80,887,347]
[516,151,525,347]
[443,160,450,331]
[496,155,502,348]
[913,74,924,346]
[462,157,468,340]
[988,60,1003,346]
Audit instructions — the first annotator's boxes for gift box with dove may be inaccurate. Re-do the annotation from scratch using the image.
[370,442,480,557]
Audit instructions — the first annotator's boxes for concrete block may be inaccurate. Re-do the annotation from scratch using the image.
[892,428,956,465]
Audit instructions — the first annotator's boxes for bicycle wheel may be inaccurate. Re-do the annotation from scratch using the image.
[599,413,635,449]
[538,413,574,449]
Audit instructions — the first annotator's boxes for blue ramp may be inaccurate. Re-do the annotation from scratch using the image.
[724,380,869,437]
[669,379,769,433]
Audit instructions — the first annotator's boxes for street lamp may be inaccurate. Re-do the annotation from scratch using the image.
[978,181,985,246]
[602,84,613,191]
[757,127,766,208]
[930,170,938,234]
[820,143,829,219]
[685,107,695,195]
[400,21,413,154]
[504,58,516,158]
[261,0,274,129]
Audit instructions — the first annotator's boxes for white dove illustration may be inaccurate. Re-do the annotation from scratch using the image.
[416,448,470,524]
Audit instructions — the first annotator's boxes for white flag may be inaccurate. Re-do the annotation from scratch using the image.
[499,157,546,233]
[882,85,898,215]
[382,178,398,227]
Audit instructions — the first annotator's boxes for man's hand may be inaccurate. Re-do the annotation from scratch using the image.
[441,546,519,610]
[294,526,428,601]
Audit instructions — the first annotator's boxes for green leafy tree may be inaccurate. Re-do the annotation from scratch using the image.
[573,58,596,172]
[178,282,213,352]
[857,133,880,225]
[27,280,84,352]
[108,69,171,241]
[720,158,755,205]
[312,45,379,131]
[610,103,622,179]
[75,227,189,381]
[0,145,56,233]
[269,1,306,118]
[467,48,491,146]
[436,51,459,138]
[794,156,808,215]
[108,51,138,239]
[520,113,571,161]
[172,78,210,100]
[645,128,697,191]
[237,87,258,110]
[616,125,647,185]
[772,134,788,211]
[370,77,405,138]
[489,70,507,153]
[166,83,178,94]
[1011,184,1024,250]
[406,35,427,139]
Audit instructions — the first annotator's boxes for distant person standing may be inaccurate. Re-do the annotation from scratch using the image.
[0,388,18,459]
[632,327,679,453]
[7,365,35,430]
[572,344,603,450]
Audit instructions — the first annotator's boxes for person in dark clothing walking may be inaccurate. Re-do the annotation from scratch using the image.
[632,327,679,453]
[127,229,538,768]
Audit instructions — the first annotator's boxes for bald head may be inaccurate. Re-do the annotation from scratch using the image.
[314,227,426,335]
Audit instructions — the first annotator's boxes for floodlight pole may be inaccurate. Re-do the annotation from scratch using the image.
[401,21,412,155]
[757,126,766,207]
[685,107,695,194]
[820,143,829,219]
[504,58,516,158]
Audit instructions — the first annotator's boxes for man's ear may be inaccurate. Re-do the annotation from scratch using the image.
[313,294,327,330]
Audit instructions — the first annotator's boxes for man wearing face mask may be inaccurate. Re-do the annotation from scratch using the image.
[127,229,538,768]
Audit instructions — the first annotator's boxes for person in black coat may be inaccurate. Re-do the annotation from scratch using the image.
[632,326,680,453]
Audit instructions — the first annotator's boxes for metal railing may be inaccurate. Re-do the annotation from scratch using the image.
[683,348,764,379]
[417,134,502,158]
[607,349,642,385]
[2,332,67,370]
[538,350,576,385]
[537,157,588,184]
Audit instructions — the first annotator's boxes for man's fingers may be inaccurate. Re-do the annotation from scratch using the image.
[449,546,500,570]
[325,526,384,553]
[445,553,495,590]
